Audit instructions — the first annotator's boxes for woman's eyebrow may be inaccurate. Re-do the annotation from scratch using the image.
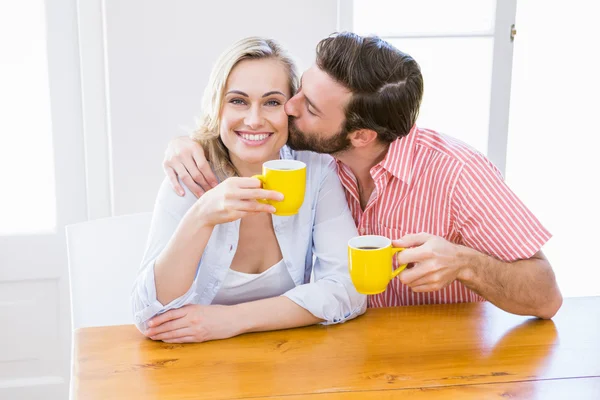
[262,91,286,97]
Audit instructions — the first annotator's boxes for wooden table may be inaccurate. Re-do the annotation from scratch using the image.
[72,297,600,399]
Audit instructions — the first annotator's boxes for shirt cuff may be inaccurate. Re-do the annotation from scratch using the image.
[282,281,367,325]
[132,261,198,331]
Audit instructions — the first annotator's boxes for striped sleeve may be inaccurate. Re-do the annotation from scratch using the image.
[452,152,551,261]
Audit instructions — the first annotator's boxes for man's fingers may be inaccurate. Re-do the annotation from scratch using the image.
[410,284,442,293]
[398,262,432,286]
[174,164,205,197]
[396,246,427,266]
[192,149,218,188]
[165,167,185,196]
[405,271,440,288]
[183,153,211,192]
[147,308,187,328]
[393,233,433,248]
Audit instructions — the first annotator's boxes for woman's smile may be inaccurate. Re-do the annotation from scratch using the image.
[235,130,274,146]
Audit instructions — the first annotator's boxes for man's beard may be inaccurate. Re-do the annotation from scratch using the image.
[287,116,352,155]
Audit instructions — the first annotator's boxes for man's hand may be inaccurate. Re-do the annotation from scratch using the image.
[163,136,219,197]
[394,233,562,319]
[144,304,241,343]
[394,233,465,293]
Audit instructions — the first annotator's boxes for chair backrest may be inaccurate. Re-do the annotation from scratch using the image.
[65,212,152,330]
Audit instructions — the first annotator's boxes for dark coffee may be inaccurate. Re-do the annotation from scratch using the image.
[357,246,380,250]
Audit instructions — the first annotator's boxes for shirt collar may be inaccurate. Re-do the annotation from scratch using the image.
[378,125,419,185]
[279,145,295,160]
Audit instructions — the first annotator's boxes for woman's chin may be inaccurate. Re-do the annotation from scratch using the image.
[231,147,281,164]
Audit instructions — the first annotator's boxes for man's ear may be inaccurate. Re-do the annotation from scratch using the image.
[348,129,378,148]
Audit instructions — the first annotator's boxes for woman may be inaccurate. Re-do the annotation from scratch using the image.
[131,37,365,343]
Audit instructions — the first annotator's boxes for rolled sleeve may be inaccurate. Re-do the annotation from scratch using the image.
[131,260,199,332]
[283,272,366,325]
[130,178,201,332]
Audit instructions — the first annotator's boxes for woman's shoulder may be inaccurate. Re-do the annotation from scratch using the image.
[280,147,339,194]
[282,146,335,169]
[154,177,198,219]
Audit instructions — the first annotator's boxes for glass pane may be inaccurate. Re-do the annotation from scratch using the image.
[388,38,493,155]
[0,0,56,235]
[507,0,600,296]
[354,0,496,36]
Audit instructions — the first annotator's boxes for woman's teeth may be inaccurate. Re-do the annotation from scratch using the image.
[240,133,269,141]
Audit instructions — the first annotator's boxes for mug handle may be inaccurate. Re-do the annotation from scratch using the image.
[251,175,269,205]
[390,247,407,278]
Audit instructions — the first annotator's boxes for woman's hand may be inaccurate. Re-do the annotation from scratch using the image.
[144,304,242,343]
[193,177,283,227]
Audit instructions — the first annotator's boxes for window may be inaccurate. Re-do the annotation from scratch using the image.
[352,0,497,155]
[506,0,600,296]
[0,0,56,235]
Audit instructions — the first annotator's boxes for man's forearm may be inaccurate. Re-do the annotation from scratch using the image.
[232,296,323,335]
[458,248,562,319]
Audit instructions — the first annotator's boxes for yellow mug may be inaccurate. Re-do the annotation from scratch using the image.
[252,160,306,216]
[348,235,407,294]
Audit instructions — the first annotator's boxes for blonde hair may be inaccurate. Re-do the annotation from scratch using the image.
[191,37,299,181]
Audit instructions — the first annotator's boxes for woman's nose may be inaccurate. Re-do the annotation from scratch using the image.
[244,106,264,129]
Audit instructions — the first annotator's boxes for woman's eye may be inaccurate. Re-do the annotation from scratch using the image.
[265,100,281,106]
[230,98,246,105]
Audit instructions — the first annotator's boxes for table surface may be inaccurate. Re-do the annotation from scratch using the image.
[72,296,600,399]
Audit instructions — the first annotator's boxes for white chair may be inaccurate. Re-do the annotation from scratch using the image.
[65,212,152,329]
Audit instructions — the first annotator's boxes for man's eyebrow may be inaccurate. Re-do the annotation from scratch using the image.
[300,74,322,114]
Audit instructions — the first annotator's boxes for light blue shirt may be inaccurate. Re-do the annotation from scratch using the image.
[131,147,366,331]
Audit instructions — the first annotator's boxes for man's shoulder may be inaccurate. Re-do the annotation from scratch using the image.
[413,128,503,182]
[414,127,486,167]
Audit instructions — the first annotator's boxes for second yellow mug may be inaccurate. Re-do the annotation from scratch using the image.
[252,160,306,216]
[348,235,407,294]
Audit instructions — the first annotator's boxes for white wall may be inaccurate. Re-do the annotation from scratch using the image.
[98,0,338,215]
[506,0,600,297]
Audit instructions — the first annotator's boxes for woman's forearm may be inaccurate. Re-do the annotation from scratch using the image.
[154,205,214,305]
[232,296,323,335]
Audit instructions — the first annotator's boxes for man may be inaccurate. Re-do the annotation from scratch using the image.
[163,32,562,319]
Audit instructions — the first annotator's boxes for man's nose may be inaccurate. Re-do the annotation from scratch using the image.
[284,95,300,117]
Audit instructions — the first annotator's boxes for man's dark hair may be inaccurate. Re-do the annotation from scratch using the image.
[316,32,424,142]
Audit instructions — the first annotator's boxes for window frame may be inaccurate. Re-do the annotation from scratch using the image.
[337,0,517,175]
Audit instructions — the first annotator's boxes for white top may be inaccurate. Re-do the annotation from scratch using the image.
[131,147,367,331]
[211,259,295,306]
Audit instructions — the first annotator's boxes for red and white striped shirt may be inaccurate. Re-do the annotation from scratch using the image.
[336,126,551,308]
